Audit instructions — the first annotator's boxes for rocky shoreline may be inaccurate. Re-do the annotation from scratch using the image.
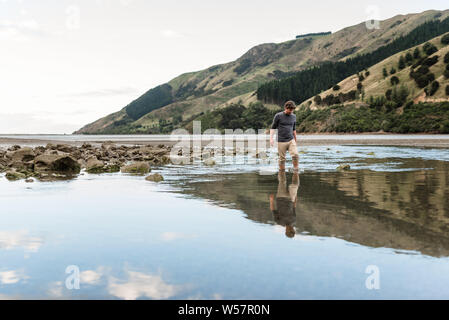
[0,143,173,182]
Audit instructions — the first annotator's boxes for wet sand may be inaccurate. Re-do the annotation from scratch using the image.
[1,135,449,148]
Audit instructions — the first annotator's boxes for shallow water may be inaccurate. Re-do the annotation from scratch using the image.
[1,146,449,299]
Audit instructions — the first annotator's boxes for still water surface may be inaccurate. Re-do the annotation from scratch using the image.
[1,145,449,299]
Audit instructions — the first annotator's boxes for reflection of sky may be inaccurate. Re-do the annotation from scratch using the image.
[1,147,449,299]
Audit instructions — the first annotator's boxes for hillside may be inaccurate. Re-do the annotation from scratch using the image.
[75,9,449,134]
[292,32,449,133]
[302,33,449,108]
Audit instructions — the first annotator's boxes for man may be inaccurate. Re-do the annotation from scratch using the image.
[269,170,300,239]
[270,101,299,172]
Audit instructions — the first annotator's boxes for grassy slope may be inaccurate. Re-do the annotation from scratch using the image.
[303,32,449,109]
[76,9,449,134]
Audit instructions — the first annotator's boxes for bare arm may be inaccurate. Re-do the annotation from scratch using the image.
[270,129,276,146]
[293,130,297,143]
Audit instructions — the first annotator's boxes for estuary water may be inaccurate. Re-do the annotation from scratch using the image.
[1,145,449,299]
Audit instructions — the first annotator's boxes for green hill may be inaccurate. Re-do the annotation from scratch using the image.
[293,32,449,133]
[75,9,449,134]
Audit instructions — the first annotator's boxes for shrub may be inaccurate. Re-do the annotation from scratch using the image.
[358,74,365,82]
[386,89,393,100]
[333,85,340,91]
[365,71,370,77]
[415,75,430,88]
[416,65,430,75]
[391,85,409,106]
[390,67,397,75]
[429,81,440,96]
[442,34,449,45]
[445,52,449,64]
[405,52,413,62]
[398,56,406,69]
[383,68,388,78]
[314,95,322,105]
[423,42,438,55]
[446,85,449,95]
[413,47,421,59]
[357,82,363,91]
[427,73,435,82]
[422,55,439,67]
[390,76,400,85]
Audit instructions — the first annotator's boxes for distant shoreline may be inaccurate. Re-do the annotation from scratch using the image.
[1,134,449,148]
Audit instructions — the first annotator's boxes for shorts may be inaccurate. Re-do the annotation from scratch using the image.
[277,139,299,164]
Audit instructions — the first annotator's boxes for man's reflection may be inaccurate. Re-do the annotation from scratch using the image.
[270,171,299,238]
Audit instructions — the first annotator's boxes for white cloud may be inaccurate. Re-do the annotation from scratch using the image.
[47,281,64,298]
[108,270,181,300]
[80,269,104,285]
[0,270,27,285]
[0,230,43,253]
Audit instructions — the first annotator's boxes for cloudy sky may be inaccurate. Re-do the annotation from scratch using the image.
[0,0,447,134]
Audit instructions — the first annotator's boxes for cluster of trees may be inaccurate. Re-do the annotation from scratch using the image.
[444,52,449,79]
[443,34,449,45]
[315,90,358,106]
[409,56,437,89]
[295,102,449,133]
[296,32,331,39]
[197,102,277,132]
[125,84,173,120]
[257,16,449,105]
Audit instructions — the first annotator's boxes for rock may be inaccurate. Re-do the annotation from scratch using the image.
[337,164,351,171]
[25,178,34,183]
[121,162,151,175]
[86,157,106,174]
[56,144,75,153]
[145,173,164,183]
[34,154,81,174]
[204,158,216,166]
[11,147,35,162]
[5,170,26,181]
[7,145,21,152]
[254,151,268,159]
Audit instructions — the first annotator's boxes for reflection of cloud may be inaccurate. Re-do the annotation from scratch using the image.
[0,270,27,284]
[80,268,104,285]
[108,270,181,300]
[0,19,45,41]
[0,230,43,253]
[161,232,197,242]
[47,281,64,298]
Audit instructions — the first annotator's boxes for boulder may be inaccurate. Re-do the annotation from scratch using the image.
[121,162,151,175]
[34,154,81,174]
[25,178,34,183]
[86,157,106,173]
[204,158,216,166]
[5,170,26,181]
[337,164,351,172]
[7,145,21,152]
[56,144,75,153]
[145,173,164,183]
[11,147,35,162]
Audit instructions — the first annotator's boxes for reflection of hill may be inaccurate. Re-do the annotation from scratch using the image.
[170,159,449,257]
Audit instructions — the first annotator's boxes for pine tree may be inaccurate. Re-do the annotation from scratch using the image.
[398,56,406,69]
[413,47,421,59]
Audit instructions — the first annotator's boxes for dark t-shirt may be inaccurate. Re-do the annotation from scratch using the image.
[271,112,296,143]
[272,198,296,226]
